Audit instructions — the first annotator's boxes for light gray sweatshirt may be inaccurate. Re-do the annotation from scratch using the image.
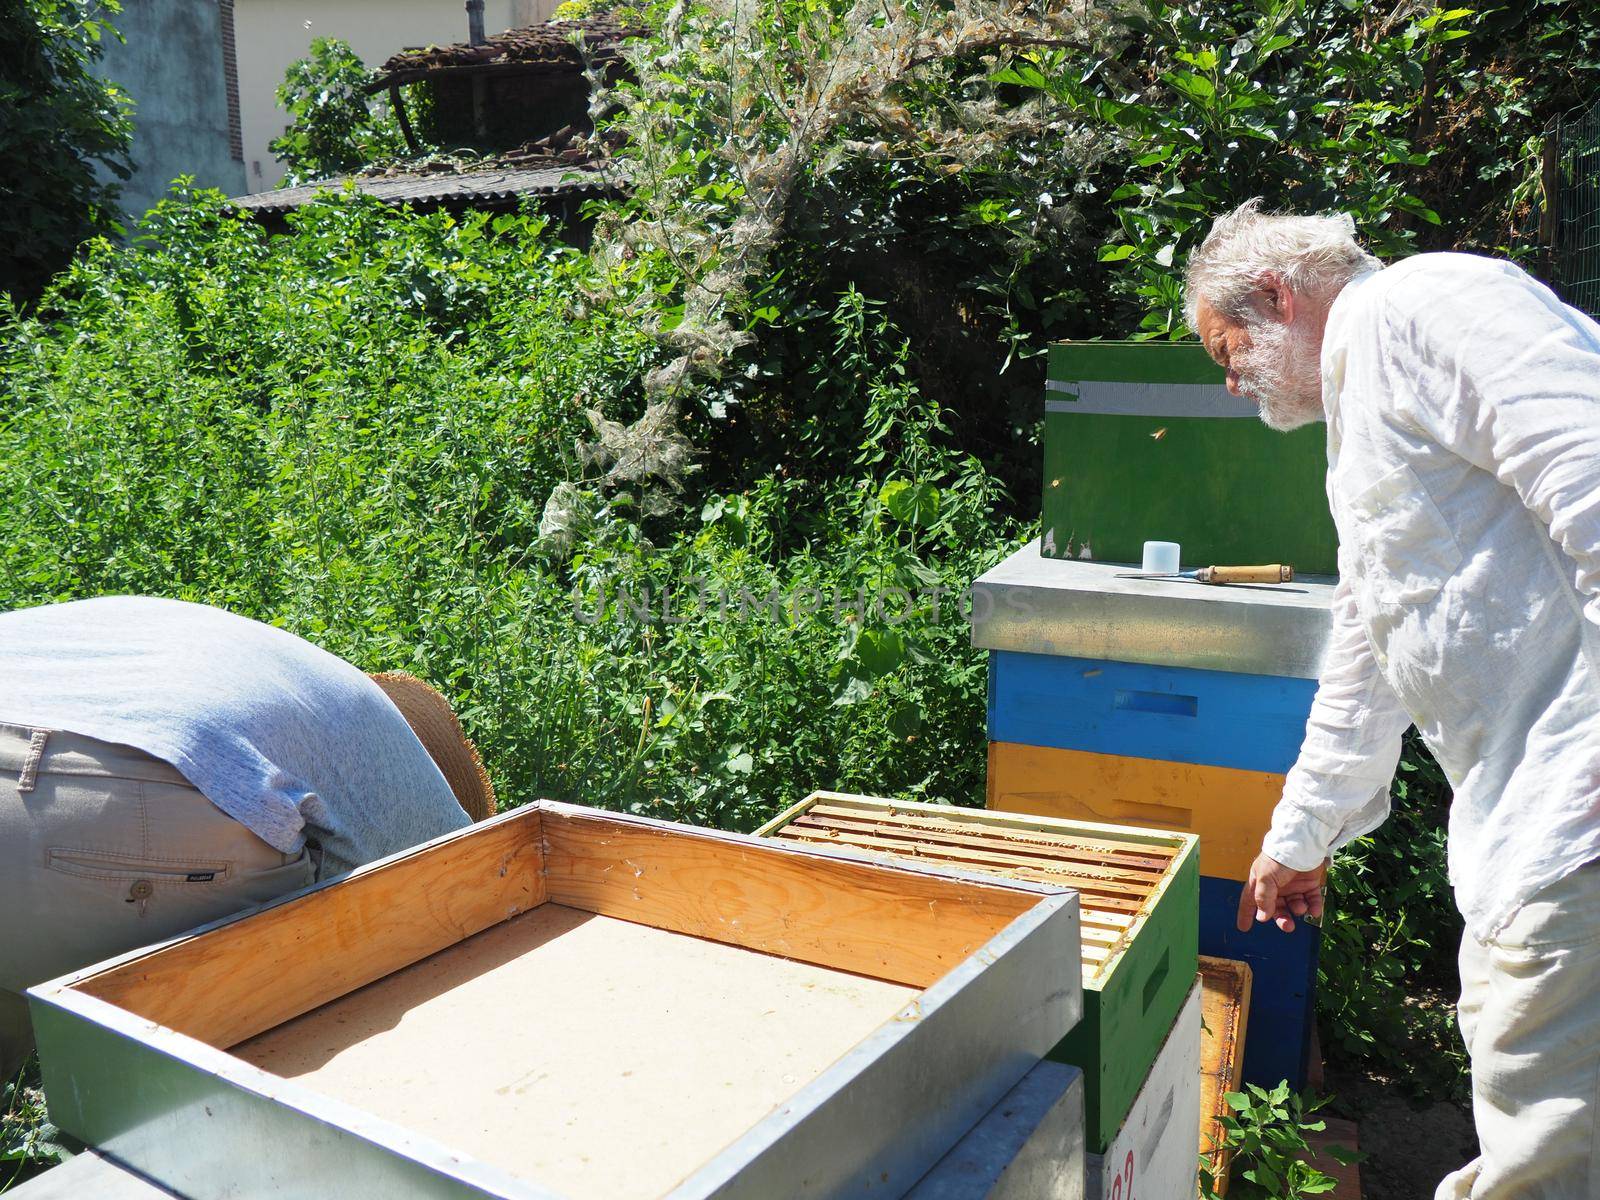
[0,596,470,877]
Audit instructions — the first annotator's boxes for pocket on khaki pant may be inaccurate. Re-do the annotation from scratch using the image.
[46,846,233,885]
[2,760,315,1074]
[42,838,312,933]
[2,768,315,996]
[34,777,316,971]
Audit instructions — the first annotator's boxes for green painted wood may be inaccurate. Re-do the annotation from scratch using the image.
[1049,845,1198,1154]
[1048,341,1226,386]
[1040,406,1338,574]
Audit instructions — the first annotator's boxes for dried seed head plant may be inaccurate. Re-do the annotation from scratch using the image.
[563,0,1115,516]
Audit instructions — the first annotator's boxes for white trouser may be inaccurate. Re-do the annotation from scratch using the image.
[1435,860,1600,1199]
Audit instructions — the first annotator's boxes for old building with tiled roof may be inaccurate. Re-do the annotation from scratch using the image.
[229,13,642,227]
[368,15,647,155]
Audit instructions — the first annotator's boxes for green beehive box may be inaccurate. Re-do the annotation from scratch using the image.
[756,791,1199,1154]
[1042,341,1338,574]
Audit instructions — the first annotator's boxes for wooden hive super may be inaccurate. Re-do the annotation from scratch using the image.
[756,791,1198,1156]
[29,802,1081,1200]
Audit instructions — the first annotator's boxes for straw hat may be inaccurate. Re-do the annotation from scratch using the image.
[368,672,497,822]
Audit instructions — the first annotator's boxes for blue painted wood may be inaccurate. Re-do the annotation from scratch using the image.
[987,651,1316,775]
[1199,875,1317,1090]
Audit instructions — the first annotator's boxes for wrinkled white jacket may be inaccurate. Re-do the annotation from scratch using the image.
[1261,252,1600,940]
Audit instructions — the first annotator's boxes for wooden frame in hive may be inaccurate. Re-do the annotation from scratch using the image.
[756,791,1199,1154]
[1199,955,1253,1195]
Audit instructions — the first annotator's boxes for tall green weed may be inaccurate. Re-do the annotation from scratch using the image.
[0,193,1014,830]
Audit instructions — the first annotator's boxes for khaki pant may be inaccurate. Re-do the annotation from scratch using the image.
[0,723,314,1079]
[1436,861,1600,1199]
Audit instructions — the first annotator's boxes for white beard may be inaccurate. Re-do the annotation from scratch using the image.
[1234,319,1324,432]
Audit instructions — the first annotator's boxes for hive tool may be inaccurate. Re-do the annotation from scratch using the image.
[1115,564,1295,585]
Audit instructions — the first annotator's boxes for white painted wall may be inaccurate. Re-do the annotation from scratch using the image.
[234,0,556,193]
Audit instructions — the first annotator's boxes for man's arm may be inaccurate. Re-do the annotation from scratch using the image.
[1240,569,1412,932]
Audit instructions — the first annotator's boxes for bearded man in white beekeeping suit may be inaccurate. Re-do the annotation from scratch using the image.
[1187,199,1600,1199]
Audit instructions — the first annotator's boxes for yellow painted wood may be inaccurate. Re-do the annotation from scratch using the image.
[986,742,1284,882]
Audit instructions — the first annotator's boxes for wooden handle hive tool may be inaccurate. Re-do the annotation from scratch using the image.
[1194,565,1294,584]
[1115,565,1296,584]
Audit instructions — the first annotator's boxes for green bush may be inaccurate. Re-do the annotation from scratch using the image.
[1,1058,61,1192]
[270,37,416,184]
[993,0,1475,337]
[1203,1083,1359,1199]
[1,190,1012,829]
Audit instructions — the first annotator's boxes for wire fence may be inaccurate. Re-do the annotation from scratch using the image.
[1549,97,1600,317]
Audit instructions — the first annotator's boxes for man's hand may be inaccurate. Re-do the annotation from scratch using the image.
[1236,853,1328,933]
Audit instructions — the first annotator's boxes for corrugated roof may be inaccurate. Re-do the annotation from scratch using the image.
[228,164,621,217]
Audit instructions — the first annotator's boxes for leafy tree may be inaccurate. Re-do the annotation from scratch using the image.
[1202,1084,1359,1199]
[1409,1,1600,264]
[585,0,1113,514]
[0,0,133,304]
[269,37,413,185]
[992,0,1476,337]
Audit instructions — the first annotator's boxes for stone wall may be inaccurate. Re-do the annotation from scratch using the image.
[91,0,247,221]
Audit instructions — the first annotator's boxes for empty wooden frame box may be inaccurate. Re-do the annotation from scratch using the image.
[1199,955,1253,1197]
[27,802,1083,1200]
[756,792,1197,1158]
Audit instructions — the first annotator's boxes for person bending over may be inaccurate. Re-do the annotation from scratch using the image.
[0,595,495,1078]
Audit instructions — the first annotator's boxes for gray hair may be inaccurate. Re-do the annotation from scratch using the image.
[1183,199,1381,329]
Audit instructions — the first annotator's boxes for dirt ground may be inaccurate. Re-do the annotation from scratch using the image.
[1324,1062,1478,1199]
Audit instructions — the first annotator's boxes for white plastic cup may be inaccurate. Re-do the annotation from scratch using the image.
[1141,541,1181,574]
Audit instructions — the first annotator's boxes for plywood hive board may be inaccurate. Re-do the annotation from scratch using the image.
[1198,955,1252,1196]
[32,801,1082,1200]
[756,791,1198,1154]
[234,904,915,1200]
